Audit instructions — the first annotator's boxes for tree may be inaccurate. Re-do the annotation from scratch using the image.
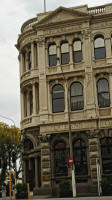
[0,122,21,186]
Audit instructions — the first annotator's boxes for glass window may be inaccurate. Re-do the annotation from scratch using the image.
[28,51,32,70]
[94,36,106,60]
[97,78,110,108]
[101,137,112,174]
[52,84,65,113]
[73,40,82,63]
[49,44,57,67]
[73,138,88,175]
[70,82,84,111]
[23,138,34,151]
[54,141,68,177]
[29,91,33,115]
[61,42,69,65]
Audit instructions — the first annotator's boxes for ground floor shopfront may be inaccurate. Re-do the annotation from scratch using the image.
[22,118,112,196]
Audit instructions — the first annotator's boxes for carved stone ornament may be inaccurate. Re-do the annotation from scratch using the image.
[38,134,51,142]
[86,129,99,138]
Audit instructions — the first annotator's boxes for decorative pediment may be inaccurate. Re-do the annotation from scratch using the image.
[37,6,89,26]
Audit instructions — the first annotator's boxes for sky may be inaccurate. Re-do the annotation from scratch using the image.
[0,0,112,128]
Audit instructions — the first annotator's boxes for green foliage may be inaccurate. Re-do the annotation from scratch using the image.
[59,180,71,191]
[16,183,27,193]
[101,178,112,195]
[0,122,21,186]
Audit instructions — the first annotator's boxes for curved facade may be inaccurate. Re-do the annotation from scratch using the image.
[16,4,112,196]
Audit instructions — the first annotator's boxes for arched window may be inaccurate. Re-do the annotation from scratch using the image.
[70,82,84,111]
[28,51,32,70]
[29,91,33,115]
[73,138,88,175]
[48,43,57,67]
[61,42,69,65]
[23,138,34,151]
[73,39,82,63]
[94,35,106,60]
[52,84,65,113]
[97,78,110,108]
[101,137,112,174]
[54,141,68,176]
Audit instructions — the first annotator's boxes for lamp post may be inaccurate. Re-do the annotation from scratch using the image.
[0,115,17,200]
[59,65,76,197]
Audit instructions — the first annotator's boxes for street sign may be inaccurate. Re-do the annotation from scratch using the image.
[69,157,73,165]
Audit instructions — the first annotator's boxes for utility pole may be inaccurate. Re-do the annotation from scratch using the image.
[60,65,76,197]
[44,0,46,12]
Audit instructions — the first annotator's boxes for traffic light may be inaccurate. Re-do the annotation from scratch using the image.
[12,152,16,163]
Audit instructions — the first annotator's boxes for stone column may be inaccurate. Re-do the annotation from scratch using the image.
[105,38,112,64]
[18,54,22,77]
[27,91,30,116]
[35,157,39,187]
[64,80,68,119]
[21,54,24,75]
[33,83,36,115]
[29,159,32,171]
[57,45,61,72]
[23,160,27,183]
[83,29,96,117]
[26,52,29,71]
[31,42,35,69]
[41,135,52,195]
[87,130,100,192]
[21,91,25,120]
[45,46,48,68]
[109,72,112,114]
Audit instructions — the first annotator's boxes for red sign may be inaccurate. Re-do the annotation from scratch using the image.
[68,157,73,165]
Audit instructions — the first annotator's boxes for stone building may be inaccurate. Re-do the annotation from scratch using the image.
[16,3,112,196]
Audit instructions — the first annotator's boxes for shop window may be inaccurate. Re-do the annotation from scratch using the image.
[97,78,110,108]
[28,51,32,70]
[54,141,68,177]
[29,91,33,115]
[101,137,112,174]
[73,138,88,175]
[52,84,65,113]
[73,39,82,63]
[61,42,69,65]
[49,44,57,66]
[70,82,84,111]
[94,36,106,60]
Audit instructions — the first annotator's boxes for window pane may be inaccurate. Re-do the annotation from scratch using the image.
[49,54,57,66]
[98,93,110,108]
[71,82,83,96]
[95,47,106,60]
[73,51,82,63]
[49,44,56,55]
[61,43,69,53]
[71,96,84,111]
[73,40,81,51]
[98,79,109,93]
[61,53,69,65]
[95,37,104,48]
[53,99,65,113]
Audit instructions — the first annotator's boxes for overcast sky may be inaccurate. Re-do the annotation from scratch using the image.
[0,0,112,128]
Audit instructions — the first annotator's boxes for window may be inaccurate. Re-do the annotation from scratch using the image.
[101,137,112,174]
[23,138,34,151]
[61,42,69,65]
[52,84,65,113]
[94,36,106,60]
[49,44,57,67]
[54,141,68,176]
[73,39,82,63]
[97,78,110,108]
[29,91,33,115]
[28,51,32,70]
[73,138,88,175]
[70,82,84,111]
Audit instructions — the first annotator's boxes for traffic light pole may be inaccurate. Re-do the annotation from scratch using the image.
[0,115,17,200]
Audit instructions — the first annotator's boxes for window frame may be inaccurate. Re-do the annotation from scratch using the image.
[73,39,82,63]
[94,35,106,60]
[61,41,69,65]
[48,43,57,67]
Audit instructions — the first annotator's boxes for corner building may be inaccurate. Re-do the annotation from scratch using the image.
[16,3,112,196]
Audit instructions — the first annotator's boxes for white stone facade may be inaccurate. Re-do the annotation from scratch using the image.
[16,4,112,196]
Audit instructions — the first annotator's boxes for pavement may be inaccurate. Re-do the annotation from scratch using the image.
[1,196,112,200]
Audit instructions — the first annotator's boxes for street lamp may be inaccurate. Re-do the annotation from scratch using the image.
[0,115,17,200]
[58,63,76,197]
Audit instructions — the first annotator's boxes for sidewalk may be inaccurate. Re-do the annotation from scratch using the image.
[1,196,112,200]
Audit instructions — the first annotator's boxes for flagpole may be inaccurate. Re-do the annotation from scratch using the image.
[44,0,46,12]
